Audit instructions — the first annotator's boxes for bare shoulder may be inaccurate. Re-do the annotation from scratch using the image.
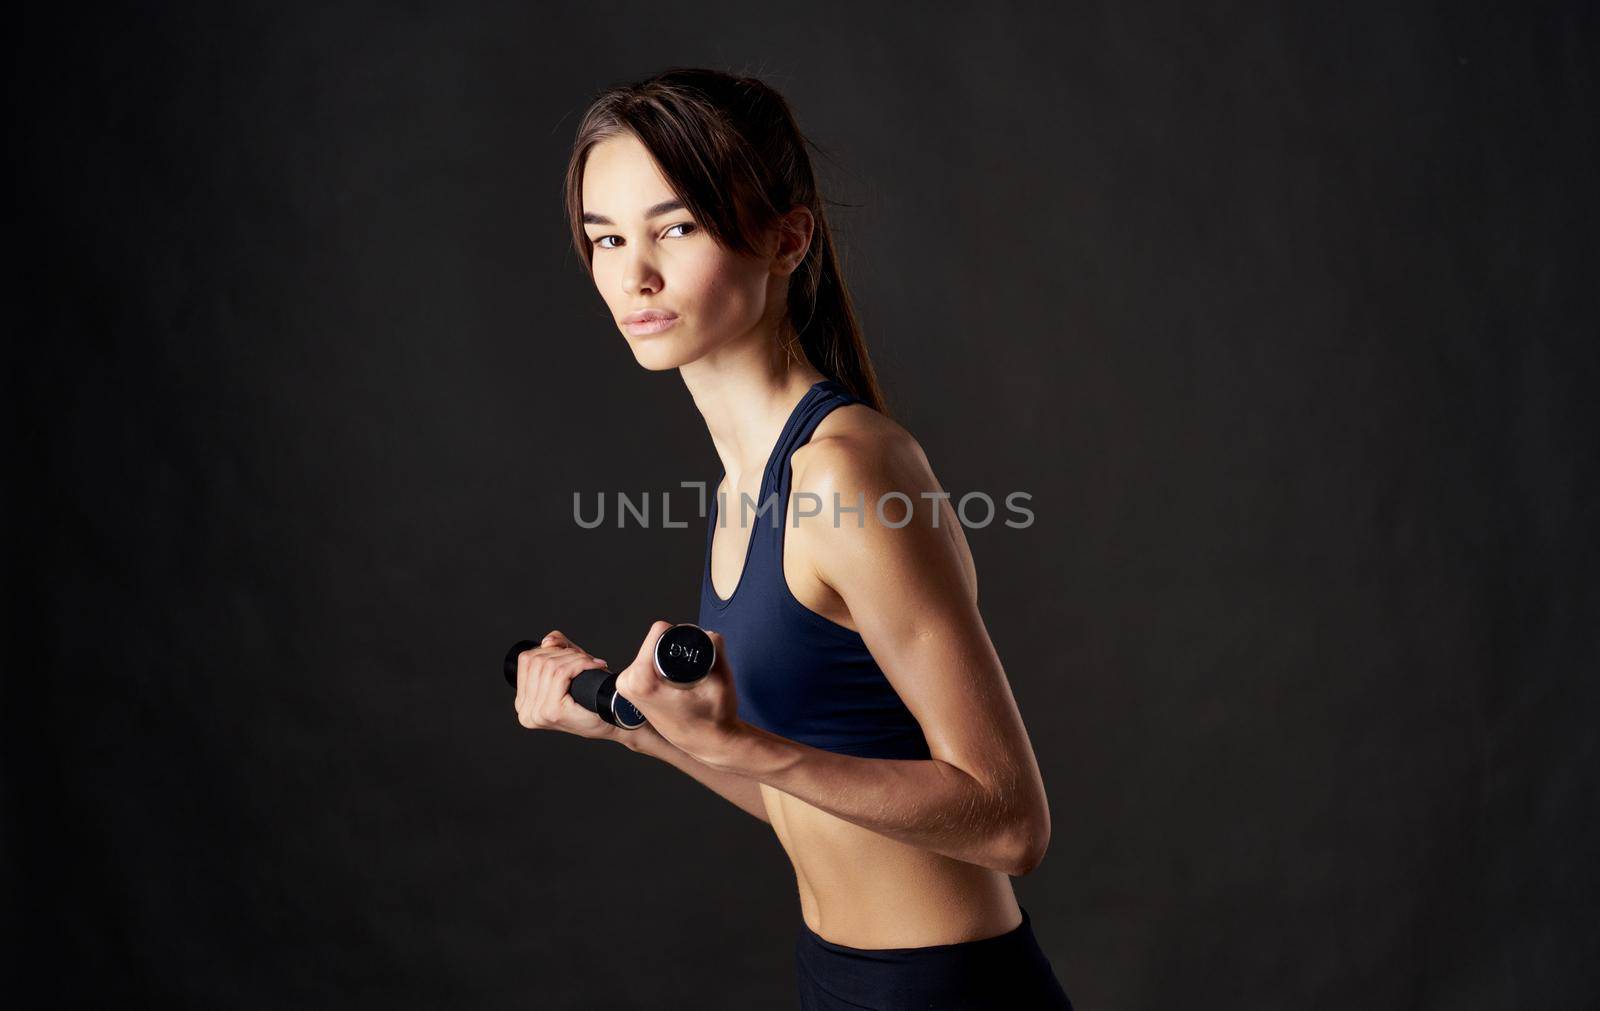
[789,403,978,601]
[790,404,929,502]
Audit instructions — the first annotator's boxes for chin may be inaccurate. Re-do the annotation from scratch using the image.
[628,334,705,371]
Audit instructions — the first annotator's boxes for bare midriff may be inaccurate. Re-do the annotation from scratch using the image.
[763,783,1024,949]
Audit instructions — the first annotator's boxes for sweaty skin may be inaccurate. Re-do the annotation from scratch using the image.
[712,402,1037,950]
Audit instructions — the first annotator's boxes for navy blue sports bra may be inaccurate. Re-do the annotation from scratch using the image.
[696,379,932,760]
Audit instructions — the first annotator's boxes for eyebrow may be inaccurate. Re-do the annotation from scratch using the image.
[581,199,686,227]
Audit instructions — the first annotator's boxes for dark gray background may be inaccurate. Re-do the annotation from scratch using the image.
[8,2,1596,1008]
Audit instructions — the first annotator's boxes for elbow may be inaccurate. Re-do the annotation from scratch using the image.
[1003,813,1051,877]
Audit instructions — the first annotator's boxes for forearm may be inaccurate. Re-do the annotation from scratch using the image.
[705,722,1029,875]
[622,725,771,824]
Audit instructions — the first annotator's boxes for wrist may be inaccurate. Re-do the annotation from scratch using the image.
[704,721,799,779]
[621,723,668,756]
[697,721,764,775]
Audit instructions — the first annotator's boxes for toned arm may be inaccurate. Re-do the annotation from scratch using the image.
[705,426,1052,875]
[622,723,771,823]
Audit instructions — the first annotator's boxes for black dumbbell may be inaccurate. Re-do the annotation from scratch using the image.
[502,623,716,730]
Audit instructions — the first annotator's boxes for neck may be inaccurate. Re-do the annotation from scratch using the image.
[679,332,827,484]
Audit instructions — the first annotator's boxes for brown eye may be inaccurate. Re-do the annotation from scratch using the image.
[591,223,693,250]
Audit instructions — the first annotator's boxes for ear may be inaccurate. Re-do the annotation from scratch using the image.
[773,205,815,274]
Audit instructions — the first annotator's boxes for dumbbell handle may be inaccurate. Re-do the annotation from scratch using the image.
[502,623,716,731]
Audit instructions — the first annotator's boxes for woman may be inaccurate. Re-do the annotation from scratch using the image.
[512,67,1074,1010]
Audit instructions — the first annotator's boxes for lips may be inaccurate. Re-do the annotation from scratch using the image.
[624,313,681,336]
[622,309,679,324]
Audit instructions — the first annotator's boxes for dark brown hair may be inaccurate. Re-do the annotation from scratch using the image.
[563,66,889,416]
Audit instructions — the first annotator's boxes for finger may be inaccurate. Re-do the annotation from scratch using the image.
[517,686,537,728]
[531,645,570,716]
[516,653,539,727]
[542,650,606,723]
[542,630,573,649]
[520,645,560,723]
[516,646,535,710]
[632,620,674,667]
[525,647,579,726]
[533,646,594,717]
[555,686,604,728]
[518,644,566,709]
[618,620,673,696]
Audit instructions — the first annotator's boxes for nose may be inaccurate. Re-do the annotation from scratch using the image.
[621,251,663,299]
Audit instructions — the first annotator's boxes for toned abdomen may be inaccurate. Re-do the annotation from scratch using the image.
[760,782,1023,949]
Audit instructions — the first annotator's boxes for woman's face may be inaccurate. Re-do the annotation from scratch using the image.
[580,132,781,371]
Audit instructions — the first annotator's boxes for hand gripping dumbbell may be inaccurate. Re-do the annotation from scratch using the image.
[502,623,716,730]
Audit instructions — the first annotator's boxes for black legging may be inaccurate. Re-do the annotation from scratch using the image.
[794,905,1075,1010]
